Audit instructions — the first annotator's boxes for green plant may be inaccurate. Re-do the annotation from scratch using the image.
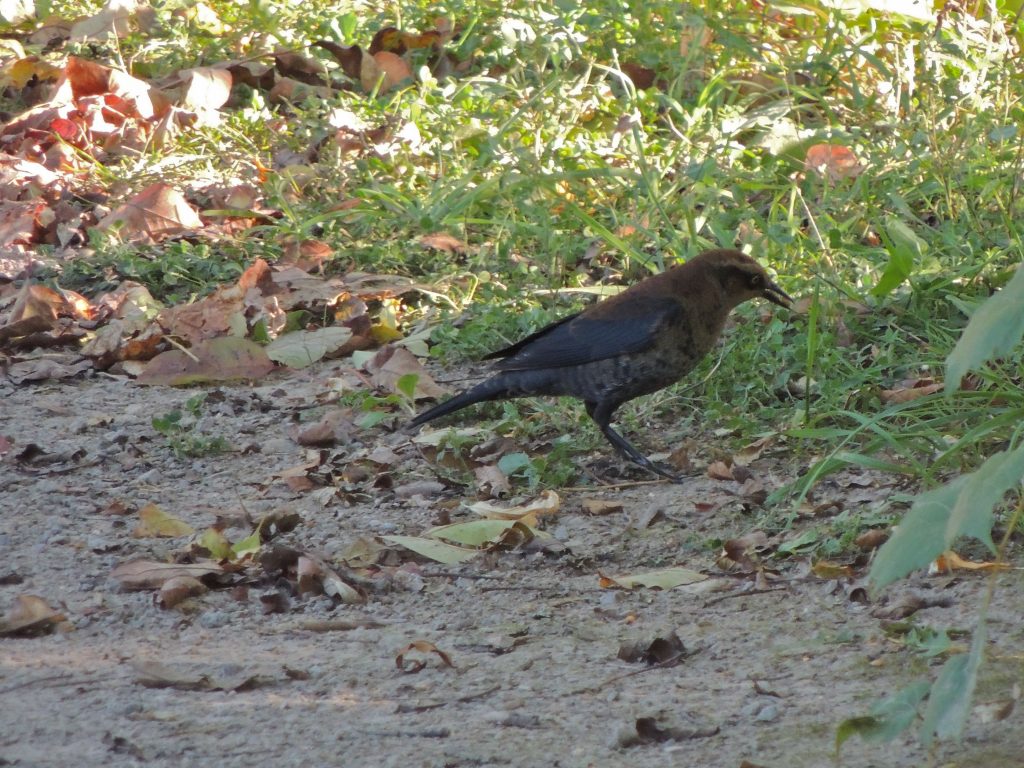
[151,394,231,458]
[837,254,1024,752]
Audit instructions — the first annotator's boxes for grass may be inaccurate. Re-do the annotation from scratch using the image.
[13,1,1024,492]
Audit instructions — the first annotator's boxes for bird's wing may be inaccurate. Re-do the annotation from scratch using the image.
[485,298,682,371]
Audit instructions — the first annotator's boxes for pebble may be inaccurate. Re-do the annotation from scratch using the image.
[366,519,398,534]
[741,699,780,722]
[199,610,231,629]
[260,438,295,455]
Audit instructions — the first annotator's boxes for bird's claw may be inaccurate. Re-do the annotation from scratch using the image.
[641,459,685,483]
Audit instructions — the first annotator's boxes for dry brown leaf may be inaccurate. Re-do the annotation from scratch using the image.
[581,498,624,515]
[466,490,560,527]
[621,61,655,89]
[131,660,267,691]
[295,410,356,447]
[0,200,47,247]
[931,551,1008,574]
[706,460,734,481]
[179,67,232,112]
[805,143,863,181]
[396,640,454,673]
[795,499,843,518]
[6,358,94,383]
[667,440,694,472]
[855,529,889,550]
[474,464,510,498]
[365,344,448,399]
[116,553,208,589]
[95,183,202,244]
[362,51,412,92]
[719,531,770,571]
[419,232,468,253]
[136,337,276,385]
[156,260,277,344]
[881,380,943,404]
[7,56,64,89]
[157,576,208,608]
[70,0,153,41]
[733,436,772,466]
[617,630,686,664]
[0,594,68,637]
[313,40,363,79]
[58,56,170,119]
[369,26,406,55]
[274,52,327,86]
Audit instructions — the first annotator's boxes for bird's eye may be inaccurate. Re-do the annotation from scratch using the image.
[747,273,764,289]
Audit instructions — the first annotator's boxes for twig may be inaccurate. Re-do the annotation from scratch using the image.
[560,478,667,492]
[569,650,695,695]
[162,335,200,362]
[702,586,786,607]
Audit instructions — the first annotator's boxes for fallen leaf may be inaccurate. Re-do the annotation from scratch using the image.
[265,326,353,368]
[0,594,68,637]
[581,498,623,515]
[420,233,468,253]
[474,463,510,497]
[621,61,656,89]
[111,559,224,590]
[931,551,1007,574]
[466,490,560,526]
[179,66,232,112]
[395,640,454,673]
[157,576,207,608]
[136,337,276,385]
[733,436,773,466]
[95,183,202,243]
[618,630,686,664]
[805,143,863,181]
[855,529,889,550]
[131,660,270,691]
[382,535,478,564]
[132,503,194,538]
[6,358,94,383]
[426,518,544,547]
[599,567,707,590]
[812,560,854,580]
[361,50,412,92]
[881,381,943,404]
[719,531,770,571]
[365,344,448,399]
[707,460,735,480]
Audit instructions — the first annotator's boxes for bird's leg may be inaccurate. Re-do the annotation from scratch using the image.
[585,402,684,483]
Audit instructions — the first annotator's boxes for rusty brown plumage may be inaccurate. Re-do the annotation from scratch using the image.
[410,249,793,481]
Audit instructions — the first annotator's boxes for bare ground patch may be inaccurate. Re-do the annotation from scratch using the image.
[2,370,1021,767]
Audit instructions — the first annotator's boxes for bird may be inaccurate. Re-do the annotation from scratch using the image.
[410,249,793,481]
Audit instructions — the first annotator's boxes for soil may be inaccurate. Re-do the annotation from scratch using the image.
[1,366,1022,768]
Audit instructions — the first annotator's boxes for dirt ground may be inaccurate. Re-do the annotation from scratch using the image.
[2,365,1022,768]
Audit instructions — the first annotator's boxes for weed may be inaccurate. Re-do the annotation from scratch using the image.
[151,394,231,458]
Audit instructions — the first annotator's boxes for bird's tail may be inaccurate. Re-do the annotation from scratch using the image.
[409,377,513,428]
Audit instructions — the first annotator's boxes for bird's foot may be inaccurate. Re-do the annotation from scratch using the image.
[623,453,685,483]
[640,458,686,483]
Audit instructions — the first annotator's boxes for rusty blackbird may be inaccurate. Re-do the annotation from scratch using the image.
[410,249,792,481]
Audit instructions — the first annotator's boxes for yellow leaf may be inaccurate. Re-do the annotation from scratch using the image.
[133,504,194,538]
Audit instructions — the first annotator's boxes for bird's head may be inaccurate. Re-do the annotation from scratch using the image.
[699,249,793,310]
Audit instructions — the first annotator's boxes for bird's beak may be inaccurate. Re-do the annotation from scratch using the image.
[763,281,793,309]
